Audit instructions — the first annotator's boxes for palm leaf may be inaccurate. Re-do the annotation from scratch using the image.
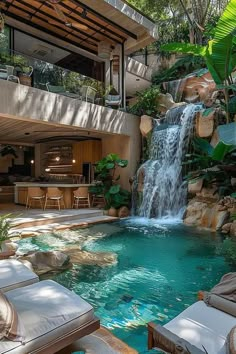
[210,0,236,83]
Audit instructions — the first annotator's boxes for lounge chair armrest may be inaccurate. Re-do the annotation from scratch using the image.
[148,322,206,354]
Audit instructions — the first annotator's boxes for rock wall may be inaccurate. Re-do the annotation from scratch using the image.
[184,192,235,233]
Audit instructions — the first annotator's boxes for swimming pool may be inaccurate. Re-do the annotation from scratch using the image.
[18,218,231,353]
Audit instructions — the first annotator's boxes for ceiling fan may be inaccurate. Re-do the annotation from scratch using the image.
[38,0,88,30]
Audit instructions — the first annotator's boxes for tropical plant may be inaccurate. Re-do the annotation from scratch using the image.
[0,214,12,251]
[152,55,206,84]
[184,137,236,196]
[129,86,160,117]
[161,0,236,122]
[89,154,131,209]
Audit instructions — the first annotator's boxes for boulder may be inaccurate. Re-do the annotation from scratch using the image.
[21,251,72,275]
[107,207,118,217]
[118,206,130,218]
[183,71,216,102]
[156,93,186,113]
[188,178,203,194]
[184,201,208,226]
[195,110,215,138]
[63,247,117,267]
[196,187,219,201]
[221,223,232,234]
[140,115,153,137]
[1,240,18,253]
[214,211,230,231]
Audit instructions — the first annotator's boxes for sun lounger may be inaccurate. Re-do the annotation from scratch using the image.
[0,280,99,354]
[148,300,236,354]
[0,259,39,293]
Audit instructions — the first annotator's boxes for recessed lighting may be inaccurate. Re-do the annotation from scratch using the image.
[25,132,30,135]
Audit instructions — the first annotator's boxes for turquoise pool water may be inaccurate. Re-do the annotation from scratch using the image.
[18,218,231,353]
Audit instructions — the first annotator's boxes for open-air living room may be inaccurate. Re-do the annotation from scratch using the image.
[1,0,236,354]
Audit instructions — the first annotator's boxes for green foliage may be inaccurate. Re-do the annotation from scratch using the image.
[152,55,206,84]
[89,154,130,209]
[0,214,12,251]
[184,137,236,197]
[129,86,160,117]
[161,0,236,86]
[221,238,236,266]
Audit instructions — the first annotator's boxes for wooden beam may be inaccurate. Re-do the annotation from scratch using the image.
[11,1,99,45]
[70,0,138,40]
[2,6,98,55]
[59,1,125,43]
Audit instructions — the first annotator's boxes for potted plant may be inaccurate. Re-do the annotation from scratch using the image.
[0,214,16,259]
[18,65,33,87]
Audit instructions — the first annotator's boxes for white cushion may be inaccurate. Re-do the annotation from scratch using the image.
[0,259,39,293]
[165,301,236,354]
[0,280,94,354]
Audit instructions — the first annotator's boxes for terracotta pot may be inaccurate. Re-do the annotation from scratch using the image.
[19,74,32,87]
[0,251,15,260]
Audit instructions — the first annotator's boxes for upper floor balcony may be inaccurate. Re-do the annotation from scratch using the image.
[0,50,111,107]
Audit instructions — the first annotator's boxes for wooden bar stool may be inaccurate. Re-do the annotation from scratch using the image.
[72,187,90,208]
[44,187,65,210]
[91,194,105,207]
[26,187,45,209]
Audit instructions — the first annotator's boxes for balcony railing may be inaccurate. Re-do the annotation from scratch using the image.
[0,49,105,105]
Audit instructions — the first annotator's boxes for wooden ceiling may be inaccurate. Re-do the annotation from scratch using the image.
[0,0,143,55]
[0,115,105,144]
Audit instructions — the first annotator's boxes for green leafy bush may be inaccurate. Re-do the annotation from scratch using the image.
[128,86,160,117]
[89,154,131,209]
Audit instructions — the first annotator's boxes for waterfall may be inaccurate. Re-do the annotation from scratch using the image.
[134,104,201,218]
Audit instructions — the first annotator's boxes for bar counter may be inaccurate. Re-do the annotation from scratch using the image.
[14,182,92,208]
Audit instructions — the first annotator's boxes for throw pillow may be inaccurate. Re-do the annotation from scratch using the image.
[203,292,236,317]
[0,291,25,342]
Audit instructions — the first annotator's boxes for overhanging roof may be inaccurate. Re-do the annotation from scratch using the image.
[0,0,158,56]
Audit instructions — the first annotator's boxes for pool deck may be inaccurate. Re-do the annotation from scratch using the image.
[0,204,118,238]
[57,327,138,354]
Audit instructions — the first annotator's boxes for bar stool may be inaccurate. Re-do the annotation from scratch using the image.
[72,187,90,208]
[26,187,45,209]
[91,194,105,207]
[44,187,65,210]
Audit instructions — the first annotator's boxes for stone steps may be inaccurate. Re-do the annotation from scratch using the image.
[11,209,104,230]
[11,215,118,238]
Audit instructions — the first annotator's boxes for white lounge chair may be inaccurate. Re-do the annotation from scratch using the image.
[148,300,236,354]
[0,280,99,354]
[0,259,39,293]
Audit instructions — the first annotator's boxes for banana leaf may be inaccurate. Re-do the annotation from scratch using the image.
[211,141,235,161]
[210,0,236,84]
[161,43,206,56]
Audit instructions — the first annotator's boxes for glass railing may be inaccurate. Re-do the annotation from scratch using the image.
[0,49,105,105]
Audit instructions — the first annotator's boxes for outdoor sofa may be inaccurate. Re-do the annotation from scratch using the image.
[0,260,99,354]
[148,300,236,353]
[148,273,236,354]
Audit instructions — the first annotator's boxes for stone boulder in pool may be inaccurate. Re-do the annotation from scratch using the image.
[63,246,117,267]
[20,251,72,276]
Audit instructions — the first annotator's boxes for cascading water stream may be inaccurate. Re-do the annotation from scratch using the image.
[133,104,201,218]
